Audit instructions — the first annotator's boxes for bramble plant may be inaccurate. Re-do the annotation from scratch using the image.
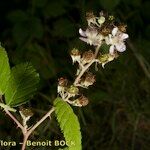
[0,11,128,150]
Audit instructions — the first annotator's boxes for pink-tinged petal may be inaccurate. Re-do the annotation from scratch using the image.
[112,27,118,36]
[121,33,129,40]
[116,43,126,52]
[79,28,86,37]
[109,45,115,55]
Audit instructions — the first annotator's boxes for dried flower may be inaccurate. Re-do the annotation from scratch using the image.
[81,50,94,65]
[19,108,33,126]
[57,77,68,93]
[118,24,127,32]
[79,28,104,46]
[80,72,96,87]
[73,96,89,107]
[20,108,33,118]
[70,48,81,64]
[105,27,129,54]
[86,11,97,27]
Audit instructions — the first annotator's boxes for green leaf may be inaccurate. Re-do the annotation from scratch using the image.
[0,46,11,94]
[5,62,40,107]
[54,98,82,150]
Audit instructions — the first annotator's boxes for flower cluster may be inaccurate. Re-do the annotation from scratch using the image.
[57,11,129,107]
[79,11,129,56]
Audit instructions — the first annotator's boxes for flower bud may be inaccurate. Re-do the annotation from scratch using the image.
[70,48,81,64]
[98,16,105,25]
[67,85,79,97]
[73,96,89,107]
[81,50,94,65]
[98,53,116,68]
[108,15,115,21]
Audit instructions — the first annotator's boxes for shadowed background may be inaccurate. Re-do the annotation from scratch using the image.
[0,0,150,150]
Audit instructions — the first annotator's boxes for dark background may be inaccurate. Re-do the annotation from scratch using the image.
[0,0,150,150]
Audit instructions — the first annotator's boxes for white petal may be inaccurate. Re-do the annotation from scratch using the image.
[79,28,86,37]
[109,45,115,55]
[116,43,126,52]
[112,27,118,36]
[79,37,89,43]
[121,33,129,40]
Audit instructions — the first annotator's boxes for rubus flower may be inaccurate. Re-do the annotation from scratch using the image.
[79,28,104,46]
[105,27,129,55]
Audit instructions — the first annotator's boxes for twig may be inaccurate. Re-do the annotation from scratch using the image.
[21,107,55,150]
[5,109,24,131]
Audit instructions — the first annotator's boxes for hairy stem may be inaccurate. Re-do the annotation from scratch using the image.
[74,45,100,85]
[21,107,55,150]
[5,109,24,131]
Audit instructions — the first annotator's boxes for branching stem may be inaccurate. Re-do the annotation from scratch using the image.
[74,45,100,85]
[3,107,55,150]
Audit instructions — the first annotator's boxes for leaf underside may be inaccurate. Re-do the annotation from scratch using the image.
[54,98,82,150]
[5,62,39,107]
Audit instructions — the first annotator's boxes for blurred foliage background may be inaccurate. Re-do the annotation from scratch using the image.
[0,0,150,150]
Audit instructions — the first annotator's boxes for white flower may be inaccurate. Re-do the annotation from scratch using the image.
[105,27,129,55]
[79,28,104,46]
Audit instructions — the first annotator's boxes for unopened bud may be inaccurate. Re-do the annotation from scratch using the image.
[98,16,105,25]
[108,15,115,21]
[81,50,94,65]
[70,48,81,64]
[98,53,116,68]
[67,85,79,97]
